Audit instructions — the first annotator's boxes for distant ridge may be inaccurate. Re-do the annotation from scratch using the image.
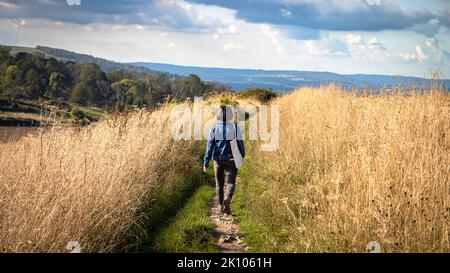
[130,62,450,92]
[35,46,176,78]
[7,45,178,80]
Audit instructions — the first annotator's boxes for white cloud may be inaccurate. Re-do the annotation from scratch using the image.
[345,34,363,45]
[366,0,382,5]
[174,0,237,30]
[425,38,445,61]
[66,0,81,6]
[217,24,237,35]
[304,40,330,56]
[392,38,449,65]
[280,8,293,19]
[367,37,385,50]
[344,34,385,51]
[395,52,416,61]
[223,42,242,51]
[112,25,125,31]
[303,38,349,57]
[0,1,18,8]
[259,24,286,55]
[416,45,428,62]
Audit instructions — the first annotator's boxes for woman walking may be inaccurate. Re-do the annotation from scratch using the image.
[203,105,245,215]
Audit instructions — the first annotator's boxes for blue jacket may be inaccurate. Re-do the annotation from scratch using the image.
[203,122,245,168]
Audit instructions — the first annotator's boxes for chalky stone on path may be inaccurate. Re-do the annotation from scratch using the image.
[210,201,248,253]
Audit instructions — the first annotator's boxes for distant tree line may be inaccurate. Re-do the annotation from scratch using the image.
[0,45,230,110]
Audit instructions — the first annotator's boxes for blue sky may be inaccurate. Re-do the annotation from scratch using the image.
[0,0,449,78]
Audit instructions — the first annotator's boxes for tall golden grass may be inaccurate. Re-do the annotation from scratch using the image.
[0,106,199,252]
[240,85,450,252]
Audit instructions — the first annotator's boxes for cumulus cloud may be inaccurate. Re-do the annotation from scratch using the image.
[217,24,237,35]
[424,38,450,63]
[345,34,364,45]
[395,52,416,62]
[367,37,385,51]
[189,0,436,31]
[344,34,385,51]
[303,37,350,57]
[416,45,429,62]
[393,38,449,65]
[223,42,242,51]
[259,24,286,55]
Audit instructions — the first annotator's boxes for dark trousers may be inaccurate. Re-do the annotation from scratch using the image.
[214,160,237,205]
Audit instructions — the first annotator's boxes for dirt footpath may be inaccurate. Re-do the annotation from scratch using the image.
[210,200,248,253]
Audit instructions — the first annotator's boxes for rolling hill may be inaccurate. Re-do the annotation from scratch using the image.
[131,62,450,92]
[7,45,179,81]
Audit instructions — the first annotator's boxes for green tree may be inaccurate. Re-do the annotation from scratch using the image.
[24,69,41,99]
[2,65,22,99]
[70,82,90,105]
[48,71,65,98]
[111,79,138,110]
[0,46,11,64]
[171,74,205,100]
[96,80,112,108]
[144,73,171,106]
[70,63,106,105]
[83,63,106,104]
[45,58,61,74]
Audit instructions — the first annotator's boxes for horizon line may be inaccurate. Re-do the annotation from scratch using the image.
[127,60,450,81]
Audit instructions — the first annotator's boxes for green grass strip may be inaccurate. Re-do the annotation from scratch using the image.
[153,184,217,253]
[233,164,288,253]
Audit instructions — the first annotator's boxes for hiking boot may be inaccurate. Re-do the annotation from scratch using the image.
[217,204,224,215]
[223,197,231,215]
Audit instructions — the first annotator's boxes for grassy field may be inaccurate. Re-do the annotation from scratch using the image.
[9,45,49,57]
[236,85,450,252]
[0,85,448,253]
[0,105,202,252]
[0,98,106,127]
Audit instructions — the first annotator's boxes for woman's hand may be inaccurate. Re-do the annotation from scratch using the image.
[203,166,208,173]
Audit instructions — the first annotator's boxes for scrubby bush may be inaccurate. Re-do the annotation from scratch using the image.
[238,88,278,103]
